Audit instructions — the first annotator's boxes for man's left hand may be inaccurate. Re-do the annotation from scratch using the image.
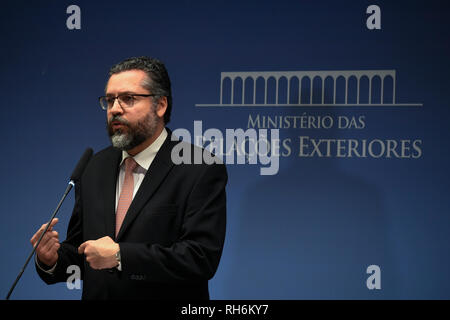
[78,236,119,270]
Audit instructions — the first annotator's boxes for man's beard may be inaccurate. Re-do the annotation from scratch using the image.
[106,108,159,151]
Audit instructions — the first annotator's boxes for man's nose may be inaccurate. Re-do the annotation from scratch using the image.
[109,98,124,115]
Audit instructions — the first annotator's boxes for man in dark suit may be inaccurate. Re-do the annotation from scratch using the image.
[30,57,227,300]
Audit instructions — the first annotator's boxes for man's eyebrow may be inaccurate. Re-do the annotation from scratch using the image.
[105,91,136,96]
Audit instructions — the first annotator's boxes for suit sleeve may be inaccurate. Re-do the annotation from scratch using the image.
[119,162,227,284]
[35,181,85,284]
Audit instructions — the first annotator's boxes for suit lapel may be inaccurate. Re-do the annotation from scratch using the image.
[102,148,122,240]
[116,132,177,241]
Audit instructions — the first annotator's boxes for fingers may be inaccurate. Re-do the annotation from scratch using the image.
[30,218,59,245]
[30,228,53,248]
[34,230,60,267]
[37,236,60,263]
[40,218,59,233]
[40,231,59,252]
[78,241,96,268]
[30,219,61,267]
[31,228,59,250]
[35,231,59,254]
[78,241,91,254]
[48,217,59,228]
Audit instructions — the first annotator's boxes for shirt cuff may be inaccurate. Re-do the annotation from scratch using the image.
[35,255,57,274]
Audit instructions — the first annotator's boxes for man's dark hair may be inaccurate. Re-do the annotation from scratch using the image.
[109,56,172,124]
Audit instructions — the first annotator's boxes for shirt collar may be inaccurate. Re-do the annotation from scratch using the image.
[120,128,168,171]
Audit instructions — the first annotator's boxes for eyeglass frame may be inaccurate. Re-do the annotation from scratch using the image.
[98,93,157,110]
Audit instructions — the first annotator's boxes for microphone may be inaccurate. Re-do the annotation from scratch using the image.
[70,147,94,183]
[5,148,93,300]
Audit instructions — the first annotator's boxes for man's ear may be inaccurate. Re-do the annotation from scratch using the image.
[156,96,168,119]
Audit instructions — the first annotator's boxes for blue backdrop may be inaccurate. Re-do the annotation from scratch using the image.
[1,0,449,299]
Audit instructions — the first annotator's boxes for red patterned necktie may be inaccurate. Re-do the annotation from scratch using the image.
[115,157,138,237]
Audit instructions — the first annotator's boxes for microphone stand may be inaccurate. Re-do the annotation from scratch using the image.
[5,181,75,300]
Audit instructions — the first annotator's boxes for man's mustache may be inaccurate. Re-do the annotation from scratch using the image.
[108,115,130,126]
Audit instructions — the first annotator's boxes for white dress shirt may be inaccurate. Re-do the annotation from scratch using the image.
[115,128,167,210]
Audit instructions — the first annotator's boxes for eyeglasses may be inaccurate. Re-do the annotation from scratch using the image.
[98,93,156,110]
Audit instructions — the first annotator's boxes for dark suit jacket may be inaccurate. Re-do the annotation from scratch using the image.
[36,129,227,300]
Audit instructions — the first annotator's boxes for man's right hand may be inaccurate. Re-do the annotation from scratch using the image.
[30,218,60,267]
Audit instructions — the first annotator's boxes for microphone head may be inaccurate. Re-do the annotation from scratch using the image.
[70,148,93,182]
